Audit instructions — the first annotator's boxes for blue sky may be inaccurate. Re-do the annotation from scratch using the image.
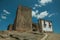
[0,0,60,33]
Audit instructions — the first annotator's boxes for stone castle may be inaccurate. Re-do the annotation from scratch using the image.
[7,5,53,33]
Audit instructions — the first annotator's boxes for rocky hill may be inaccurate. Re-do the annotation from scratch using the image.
[0,31,44,40]
[0,31,60,40]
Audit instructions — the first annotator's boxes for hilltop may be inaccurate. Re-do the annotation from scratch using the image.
[0,31,44,40]
[0,31,60,40]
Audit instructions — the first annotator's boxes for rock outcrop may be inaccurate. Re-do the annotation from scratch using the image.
[0,31,44,40]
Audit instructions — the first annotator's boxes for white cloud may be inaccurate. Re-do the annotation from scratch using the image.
[33,7,36,9]
[32,11,49,19]
[32,0,53,19]
[1,15,7,19]
[37,11,48,19]
[34,4,42,7]
[32,11,37,17]
[48,13,55,17]
[32,10,39,17]
[3,9,10,14]
[0,9,11,20]
[32,0,52,11]
[38,0,52,6]
[35,4,39,7]
[36,10,39,13]
[39,5,42,7]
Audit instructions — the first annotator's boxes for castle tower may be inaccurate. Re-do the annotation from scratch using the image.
[14,6,32,32]
[38,19,53,33]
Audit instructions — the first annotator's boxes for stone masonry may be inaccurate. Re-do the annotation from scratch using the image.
[13,6,32,32]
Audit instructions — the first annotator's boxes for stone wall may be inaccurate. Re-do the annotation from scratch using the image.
[38,19,53,33]
[13,6,32,32]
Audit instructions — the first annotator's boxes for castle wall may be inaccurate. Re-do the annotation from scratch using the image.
[39,19,53,33]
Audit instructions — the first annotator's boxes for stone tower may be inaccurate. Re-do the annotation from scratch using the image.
[14,6,32,32]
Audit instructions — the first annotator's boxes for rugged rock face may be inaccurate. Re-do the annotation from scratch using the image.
[0,31,44,40]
